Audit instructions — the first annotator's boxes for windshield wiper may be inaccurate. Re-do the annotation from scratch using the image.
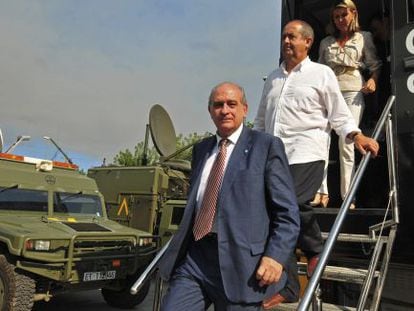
[0,184,19,194]
[59,191,84,202]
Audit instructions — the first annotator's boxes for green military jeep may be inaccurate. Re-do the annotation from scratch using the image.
[0,149,158,310]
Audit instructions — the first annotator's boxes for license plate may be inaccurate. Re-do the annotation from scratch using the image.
[83,270,116,282]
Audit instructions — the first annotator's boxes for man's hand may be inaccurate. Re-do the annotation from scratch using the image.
[353,133,379,157]
[256,256,283,287]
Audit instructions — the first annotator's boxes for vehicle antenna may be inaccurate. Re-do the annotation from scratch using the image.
[43,136,73,164]
[4,135,31,153]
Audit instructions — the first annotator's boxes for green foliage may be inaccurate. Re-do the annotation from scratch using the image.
[245,120,254,128]
[113,132,211,166]
[175,132,211,161]
[113,142,159,166]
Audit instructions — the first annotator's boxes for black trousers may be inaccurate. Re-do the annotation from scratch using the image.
[279,160,325,301]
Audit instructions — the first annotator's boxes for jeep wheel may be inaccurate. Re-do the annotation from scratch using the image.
[0,255,35,311]
[101,278,151,309]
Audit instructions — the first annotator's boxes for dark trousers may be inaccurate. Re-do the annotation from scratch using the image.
[279,160,325,301]
[161,235,261,311]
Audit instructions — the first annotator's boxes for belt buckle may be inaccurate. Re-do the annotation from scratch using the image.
[206,232,217,239]
[334,65,346,75]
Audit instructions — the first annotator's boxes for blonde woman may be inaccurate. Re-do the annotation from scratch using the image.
[314,0,381,208]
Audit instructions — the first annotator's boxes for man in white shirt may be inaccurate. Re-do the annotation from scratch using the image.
[254,20,379,309]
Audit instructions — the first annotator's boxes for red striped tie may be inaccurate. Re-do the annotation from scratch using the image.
[193,139,229,241]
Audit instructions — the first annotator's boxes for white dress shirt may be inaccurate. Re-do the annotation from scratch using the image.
[196,123,243,232]
[254,57,359,165]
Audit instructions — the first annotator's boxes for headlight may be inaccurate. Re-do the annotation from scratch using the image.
[25,240,51,251]
[138,237,153,247]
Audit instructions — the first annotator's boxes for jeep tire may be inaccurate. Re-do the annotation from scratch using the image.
[0,255,35,311]
[101,277,151,309]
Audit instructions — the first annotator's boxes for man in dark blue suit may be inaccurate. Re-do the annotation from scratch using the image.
[159,82,300,310]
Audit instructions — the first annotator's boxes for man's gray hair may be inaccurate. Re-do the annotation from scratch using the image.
[291,19,314,41]
[208,82,247,106]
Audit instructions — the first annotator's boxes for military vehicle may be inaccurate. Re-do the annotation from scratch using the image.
[0,131,158,310]
[88,104,192,247]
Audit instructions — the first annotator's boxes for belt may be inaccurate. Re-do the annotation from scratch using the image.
[205,232,217,239]
[333,65,357,76]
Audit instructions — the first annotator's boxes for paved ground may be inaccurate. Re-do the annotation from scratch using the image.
[32,279,215,311]
[33,280,157,311]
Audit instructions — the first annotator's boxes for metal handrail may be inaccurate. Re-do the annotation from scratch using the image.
[298,95,396,311]
[130,238,171,295]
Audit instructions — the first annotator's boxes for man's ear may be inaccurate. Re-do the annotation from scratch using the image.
[243,103,248,117]
[305,37,313,50]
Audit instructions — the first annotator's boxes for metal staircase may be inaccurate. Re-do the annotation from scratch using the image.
[273,95,398,311]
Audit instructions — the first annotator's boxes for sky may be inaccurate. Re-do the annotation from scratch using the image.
[0,0,281,170]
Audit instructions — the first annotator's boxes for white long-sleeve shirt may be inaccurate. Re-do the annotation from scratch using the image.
[254,57,359,165]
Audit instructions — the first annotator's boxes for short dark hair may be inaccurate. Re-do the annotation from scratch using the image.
[208,82,247,106]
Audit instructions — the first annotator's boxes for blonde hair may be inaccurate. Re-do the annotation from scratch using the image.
[330,0,360,37]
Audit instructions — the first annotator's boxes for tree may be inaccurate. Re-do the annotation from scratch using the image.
[113,132,211,166]
[174,132,211,162]
[113,141,159,166]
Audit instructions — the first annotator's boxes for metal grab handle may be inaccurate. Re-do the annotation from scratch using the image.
[130,238,171,295]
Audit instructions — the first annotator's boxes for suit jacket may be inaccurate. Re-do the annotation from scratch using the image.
[159,126,300,303]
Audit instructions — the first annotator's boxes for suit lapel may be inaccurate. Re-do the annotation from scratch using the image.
[193,137,216,178]
[220,126,252,194]
[190,129,253,210]
[178,136,217,236]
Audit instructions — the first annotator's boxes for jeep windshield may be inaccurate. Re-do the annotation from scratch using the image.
[0,187,48,212]
[54,192,103,217]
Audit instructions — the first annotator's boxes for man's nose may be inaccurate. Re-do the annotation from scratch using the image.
[221,103,230,113]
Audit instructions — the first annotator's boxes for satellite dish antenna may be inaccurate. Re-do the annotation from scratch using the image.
[0,129,3,153]
[149,104,177,157]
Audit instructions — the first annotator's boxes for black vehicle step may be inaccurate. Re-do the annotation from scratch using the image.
[297,262,379,284]
[271,301,359,310]
[315,208,391,234]
[313,207,387,216]
[321,232,388,243]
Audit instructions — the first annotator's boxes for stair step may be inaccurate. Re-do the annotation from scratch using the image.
[313,207,387,216]
[321,232,388,243]
[297,263,379,283]
[271,301,357,310]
